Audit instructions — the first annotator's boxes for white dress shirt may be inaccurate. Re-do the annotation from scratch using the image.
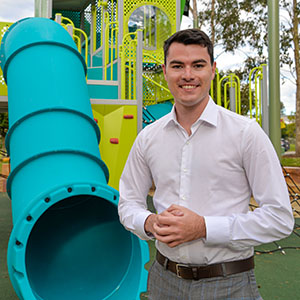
[118,98,294,265]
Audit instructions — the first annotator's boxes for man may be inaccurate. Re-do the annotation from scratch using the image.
[118,29,294,299]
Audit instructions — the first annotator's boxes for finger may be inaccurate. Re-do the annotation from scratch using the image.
[167,240,182,248]
[157,214,177,226]
[160,210,176,217]
[167,206,184,216]
[156,234,183,247]
[153,222,173,236]
[170,209,184,216]
[154,232,180,245]
[167,204,184,211]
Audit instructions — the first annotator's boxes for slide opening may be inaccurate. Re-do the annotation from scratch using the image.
[25,195,132,300]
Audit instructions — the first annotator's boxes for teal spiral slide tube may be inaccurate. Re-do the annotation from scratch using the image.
[0,17,148,300]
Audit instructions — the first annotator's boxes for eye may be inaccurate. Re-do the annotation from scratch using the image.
[194,64,204,69]
[171,64,183,69]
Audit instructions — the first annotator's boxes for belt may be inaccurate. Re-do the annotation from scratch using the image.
[156,251,254,280]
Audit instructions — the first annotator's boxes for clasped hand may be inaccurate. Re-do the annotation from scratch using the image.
[145,204,206,248]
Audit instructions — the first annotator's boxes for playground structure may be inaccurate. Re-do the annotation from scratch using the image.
[0,0,273,190]
[0,1,287,300]
[0,17,150,300]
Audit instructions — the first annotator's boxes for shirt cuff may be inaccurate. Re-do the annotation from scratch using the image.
[133,211,154,240]
[204,216,231,246]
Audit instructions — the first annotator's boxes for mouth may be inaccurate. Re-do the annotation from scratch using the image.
[179,84,200,90]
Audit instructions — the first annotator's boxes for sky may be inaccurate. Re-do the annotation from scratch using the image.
[0,0,34,23]
[0,0,296,115]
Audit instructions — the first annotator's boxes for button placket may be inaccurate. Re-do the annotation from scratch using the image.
[179,139,190,205]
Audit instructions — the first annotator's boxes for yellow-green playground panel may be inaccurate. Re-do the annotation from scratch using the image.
[92,104,137,190]
[0,22,13,97]
[87,0,181,190]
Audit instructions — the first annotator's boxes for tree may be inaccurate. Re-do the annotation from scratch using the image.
[198,0,269,119]
[197,0,300,155]
[192,0,198,28]
[198,0,268,54]
[280,0,300,155]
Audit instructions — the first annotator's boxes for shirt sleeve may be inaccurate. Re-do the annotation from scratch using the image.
[204,121,294,250]
[118,129,154,240]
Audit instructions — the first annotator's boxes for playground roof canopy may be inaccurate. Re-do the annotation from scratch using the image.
[53,0,91,11]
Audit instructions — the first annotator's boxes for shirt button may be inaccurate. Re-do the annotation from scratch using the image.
[183,168,187,173]
[181,195,186,200]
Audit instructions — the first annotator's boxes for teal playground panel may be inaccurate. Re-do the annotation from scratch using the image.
[0,17,148,300]
[88,67,104,80]
[88,82,119,99]
[143,101,173,128]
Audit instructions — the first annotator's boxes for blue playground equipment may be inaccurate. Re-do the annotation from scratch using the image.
[0,17,148,300]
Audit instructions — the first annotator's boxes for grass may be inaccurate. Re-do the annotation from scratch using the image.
[141,227,300,300]
[281,156,300,167]
[281,144,300,167]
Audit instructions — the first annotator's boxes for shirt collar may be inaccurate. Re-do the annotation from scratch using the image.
[199,97,218,127]
[163,97,218,129]
[162,105,178,129]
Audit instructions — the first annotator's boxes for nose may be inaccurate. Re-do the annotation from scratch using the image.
[182,66,195,81]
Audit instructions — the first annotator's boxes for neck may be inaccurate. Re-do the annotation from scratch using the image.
[175,97,209,136]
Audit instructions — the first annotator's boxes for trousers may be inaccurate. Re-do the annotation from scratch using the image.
[147,260,263,300]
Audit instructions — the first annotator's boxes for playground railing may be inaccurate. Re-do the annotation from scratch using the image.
[142,53,172,105]
[55,13,89,66]
[210,68,241,114]
[249,64,267,126]
[220,73,241,114]
[104,12,119,80]
[210,68,220,105]
[120,31,140,100]
[211,65,267,128]
[92,3,98,52]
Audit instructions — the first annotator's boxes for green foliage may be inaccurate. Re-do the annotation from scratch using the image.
[282,114,296,139]
[0,113,8,138]
[199,0,268,55]
[198,0,299,66]
[198,1,271,115]
[198,0,299,122]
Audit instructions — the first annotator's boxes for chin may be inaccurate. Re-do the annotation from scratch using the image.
[177,97,206,107]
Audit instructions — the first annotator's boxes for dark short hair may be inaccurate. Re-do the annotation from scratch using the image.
[163,29,214,65]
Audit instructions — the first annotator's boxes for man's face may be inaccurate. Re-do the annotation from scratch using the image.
[162,42,216,108]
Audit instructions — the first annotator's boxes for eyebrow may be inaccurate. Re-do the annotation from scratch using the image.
[169,59,208,65]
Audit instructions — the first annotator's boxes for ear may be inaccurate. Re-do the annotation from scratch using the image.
[211,61,217,81]
[162,64,167,80]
